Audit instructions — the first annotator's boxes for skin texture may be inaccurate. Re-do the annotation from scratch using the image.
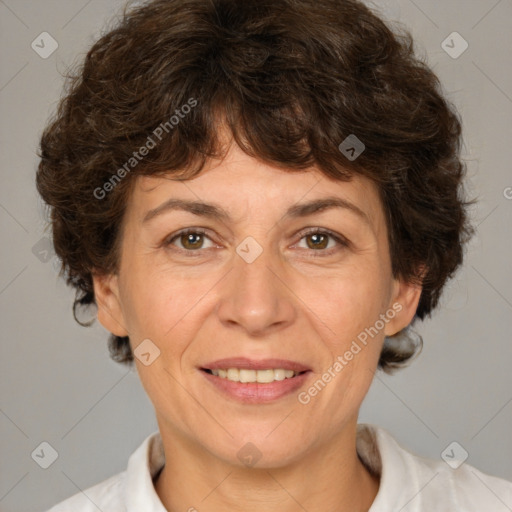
[93,140,422,512]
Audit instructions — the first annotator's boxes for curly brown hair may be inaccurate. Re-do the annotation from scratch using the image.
[36,0,473,372]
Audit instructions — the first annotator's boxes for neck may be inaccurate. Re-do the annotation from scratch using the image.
[154,423,379,512]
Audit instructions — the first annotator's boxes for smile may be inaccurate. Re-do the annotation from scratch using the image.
[199,357,312,402]
[205,368,303,383]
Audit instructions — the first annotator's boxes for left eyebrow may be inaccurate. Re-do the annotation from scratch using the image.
[142,196,370,226]
[283,196,370,226]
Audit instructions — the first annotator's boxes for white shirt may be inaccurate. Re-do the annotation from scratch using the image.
[47,424,512,511]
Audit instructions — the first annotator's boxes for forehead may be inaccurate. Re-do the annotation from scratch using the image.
[130,144,384,228]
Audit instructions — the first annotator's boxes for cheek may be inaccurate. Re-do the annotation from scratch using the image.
[302,263,392,346]
[320,264,391,401]
[122,272,201,400]
[120,264,211,350]
[117,267,167,341]
[295,262,390,408]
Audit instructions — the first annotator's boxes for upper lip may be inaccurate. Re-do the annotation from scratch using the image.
[201,357,311,372]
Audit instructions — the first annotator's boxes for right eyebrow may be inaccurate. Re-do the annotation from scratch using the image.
[142,198,231,224]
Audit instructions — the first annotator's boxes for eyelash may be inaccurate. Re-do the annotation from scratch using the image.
[164,227,349,257]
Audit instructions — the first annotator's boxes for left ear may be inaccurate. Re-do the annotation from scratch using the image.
[384,276,423,336]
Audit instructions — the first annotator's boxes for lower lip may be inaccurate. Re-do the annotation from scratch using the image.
[200,370,312,403]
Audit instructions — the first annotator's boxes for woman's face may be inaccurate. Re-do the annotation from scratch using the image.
[93,142,420,467]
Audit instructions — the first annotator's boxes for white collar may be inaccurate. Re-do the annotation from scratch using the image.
[121,424,512,511]
[123,424,391,511]
[50,423,512,511]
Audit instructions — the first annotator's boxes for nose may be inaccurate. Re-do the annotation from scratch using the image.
[215,240,297,337]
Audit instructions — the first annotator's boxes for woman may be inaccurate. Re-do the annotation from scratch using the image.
[37,0,512,510]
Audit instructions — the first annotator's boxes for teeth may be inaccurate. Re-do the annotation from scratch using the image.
[226,368,239,381]
[239,369,256,383]
[256,369,275,383]
[273,369,286,381]
[209,368,299,383]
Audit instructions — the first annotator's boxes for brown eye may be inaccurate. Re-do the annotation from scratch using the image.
[180,232,204,250]
[305,232,330,250]
[166,229,214,252]
[296,228,348,255]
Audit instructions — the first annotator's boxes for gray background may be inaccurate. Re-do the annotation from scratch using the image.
[1,0,511,510]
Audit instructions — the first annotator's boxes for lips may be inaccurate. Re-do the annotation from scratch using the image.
[201,357,312,373]
[199,357,312,402]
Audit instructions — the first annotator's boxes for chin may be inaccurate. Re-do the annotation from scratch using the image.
[202,423,316,469]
